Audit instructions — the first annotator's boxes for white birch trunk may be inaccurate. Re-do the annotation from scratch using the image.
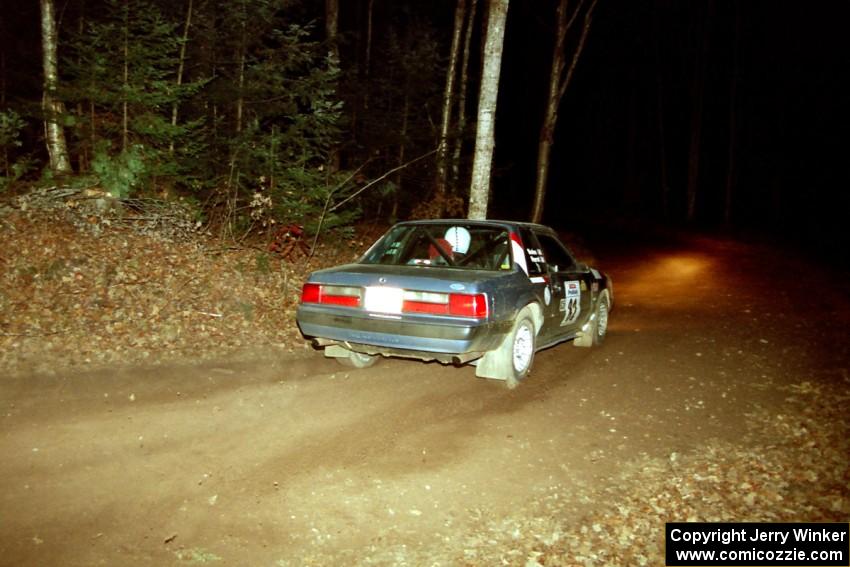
[467,0,509,220]
[40,0,72,175]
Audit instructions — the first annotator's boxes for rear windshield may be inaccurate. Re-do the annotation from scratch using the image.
[361,224,512,271]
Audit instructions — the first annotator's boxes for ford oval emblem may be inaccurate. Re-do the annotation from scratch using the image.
[450,283,465,291]
[378,277,387,284]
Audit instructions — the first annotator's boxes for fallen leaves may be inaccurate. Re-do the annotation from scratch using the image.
[0,209,365,375]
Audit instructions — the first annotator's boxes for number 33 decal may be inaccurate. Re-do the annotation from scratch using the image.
[559,280,581,326]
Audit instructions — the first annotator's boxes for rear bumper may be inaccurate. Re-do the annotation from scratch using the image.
[296,305,509,356]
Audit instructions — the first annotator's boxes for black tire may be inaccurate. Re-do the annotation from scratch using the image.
[592,293,610,346]
[336,350,379,369]
[504,314,536,389]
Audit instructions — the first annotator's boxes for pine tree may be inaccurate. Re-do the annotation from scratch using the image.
[198,0,348,233]
[64,0,206,196]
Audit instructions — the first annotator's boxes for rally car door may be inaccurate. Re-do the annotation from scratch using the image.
[534,231,593,339]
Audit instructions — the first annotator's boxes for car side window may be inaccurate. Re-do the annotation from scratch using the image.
[519,228,545,275]
[536,233,576,273]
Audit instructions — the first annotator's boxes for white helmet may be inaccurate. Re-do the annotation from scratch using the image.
[444,226,471,254]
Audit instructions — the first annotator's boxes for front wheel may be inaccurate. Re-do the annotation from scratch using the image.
[591,293,610,346]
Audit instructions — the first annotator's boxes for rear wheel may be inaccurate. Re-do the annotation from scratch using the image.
[336,350,379,369]
[505,314,536,389]
[474,306,539,386]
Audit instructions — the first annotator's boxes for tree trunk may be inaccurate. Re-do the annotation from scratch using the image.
[40,0,72,175]
[170,0,194,155]
[234,0,249,135]
[653,4,670,219]
[530,0,597,224]
[724,2,740,228]
[122,0,130,152]
[393,92,410,222]
[325,0,339,63]
[325,0,341,172]
[1,30,6,107]
[686,1,712,223]
[467,0,509,220]
[365,0,374,75]
[450,0,478,191]
[436,0,467,198]
[363,0,374,110]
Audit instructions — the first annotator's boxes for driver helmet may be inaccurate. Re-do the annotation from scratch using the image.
[444,226,471,254]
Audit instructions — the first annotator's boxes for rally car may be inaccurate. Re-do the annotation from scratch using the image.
[296,220,612,387]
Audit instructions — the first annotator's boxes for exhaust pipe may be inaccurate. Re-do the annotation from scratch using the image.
[452,352,482,366]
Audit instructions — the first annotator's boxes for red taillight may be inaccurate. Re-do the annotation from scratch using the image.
[300,283,361,307]
[400,291,487,318]
[448,293,488,318]
[301,283,321,303]
[403,300,449,315]
[322,294,360,307]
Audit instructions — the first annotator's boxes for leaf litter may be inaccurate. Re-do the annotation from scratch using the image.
[0,207,369,375]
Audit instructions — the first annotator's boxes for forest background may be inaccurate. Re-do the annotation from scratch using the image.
[1,0,847,264]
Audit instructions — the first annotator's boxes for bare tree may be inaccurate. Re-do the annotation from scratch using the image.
[40,0,72,175]
[325,0,339,63]
[467,0,509,220]
[450,0,479,190]
[362,0,375,113]
[170,0,194,155]
[325,0,341,171]
[686,1,713,222]
[365,0,374,79]
[436,0,468,199]
[529,0,597,224]
[121,0,130,150]
[235,0,247,135]
[724,2,740,228]
[653,3,670,219]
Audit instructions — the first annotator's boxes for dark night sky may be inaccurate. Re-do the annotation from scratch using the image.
[491,1,849,254]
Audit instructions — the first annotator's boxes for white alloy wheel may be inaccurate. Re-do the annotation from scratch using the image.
[512,320,534,374]
[506,314,536,389]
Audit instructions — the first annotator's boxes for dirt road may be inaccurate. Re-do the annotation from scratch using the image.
[2,233,848,566]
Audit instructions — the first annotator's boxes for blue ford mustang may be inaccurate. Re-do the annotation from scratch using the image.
[296,220,612,387]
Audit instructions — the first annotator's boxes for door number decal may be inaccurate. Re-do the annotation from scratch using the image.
[559,280,581,325]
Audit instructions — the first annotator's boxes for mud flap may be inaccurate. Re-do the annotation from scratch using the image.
[573,313,596,348]
[474,346,509,381]
[477,306,537,382]
[475,320,522,381]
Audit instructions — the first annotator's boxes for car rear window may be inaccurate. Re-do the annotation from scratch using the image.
[362,224,511,271]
